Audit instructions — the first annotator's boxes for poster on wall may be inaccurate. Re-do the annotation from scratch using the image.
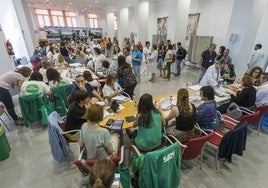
[45,26,103,41]
[185,13,200,50]
[157,17,168,43]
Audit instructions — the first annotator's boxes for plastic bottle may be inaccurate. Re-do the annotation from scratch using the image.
[133,94,138,107]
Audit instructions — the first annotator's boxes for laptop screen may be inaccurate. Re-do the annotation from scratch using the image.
[110,100,120,113]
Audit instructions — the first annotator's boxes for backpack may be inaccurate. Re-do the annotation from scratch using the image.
[176,48,187,60]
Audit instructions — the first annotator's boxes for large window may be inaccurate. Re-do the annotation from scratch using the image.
[88,13,99,28]
[51,10,65,26]
[35,9,51,29]
[35,9,77,29]
[65,11,77,27]
[114,14,118,31]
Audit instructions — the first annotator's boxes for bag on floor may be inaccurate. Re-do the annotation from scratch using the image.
[226,102,242,120]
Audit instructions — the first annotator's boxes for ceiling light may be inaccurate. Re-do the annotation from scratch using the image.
[89,4,92,7]
[82,10,84,12]
[85,8,87,10]
[68,2,72,5]
[127,4,130,6]
[94,1,98,3]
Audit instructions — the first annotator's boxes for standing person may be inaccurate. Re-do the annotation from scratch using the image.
[163,89,197,143]
[142,41,150,77]
[123,47,133,68]
[221,49,232,64]
[164,44,174,81]
[132,45,143,83]
[117,55,137,99]
[132,94,166,152]
[175,42,187,76]
[198,43,217,83]
[92,47,107,72]
[30,50,41,72]
[247,44,264,72]
[157,44,166,78]
[59,41,71,64]
[0,67,32,125]
[148,44,158,83]
[112,46,123,69]
[216,46,225,61]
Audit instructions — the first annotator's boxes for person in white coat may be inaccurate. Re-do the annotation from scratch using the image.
[247,44,264,72]
[199,61,221,87]
[148,44,158,83]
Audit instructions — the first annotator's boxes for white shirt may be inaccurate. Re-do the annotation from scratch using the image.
[199,64,220,87]
[102,82,122,98]
[148,50,158,74]
[143,47,150,63]
[248,49,264,69]
[21,80,50,95]
[256,82,268,106]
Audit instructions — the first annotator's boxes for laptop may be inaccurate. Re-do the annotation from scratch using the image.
[107,100,120,113]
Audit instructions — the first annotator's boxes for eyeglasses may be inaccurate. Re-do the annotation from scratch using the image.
[76,80,84,83]
[254,71,260,74]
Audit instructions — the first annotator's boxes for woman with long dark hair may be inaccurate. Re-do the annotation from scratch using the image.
[133,94,166,152]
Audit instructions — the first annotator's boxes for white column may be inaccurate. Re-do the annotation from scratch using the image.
[174,0,191,45]
[118,7,130,47]
[105,12,115,38]
[78,14,86,27]
[225,0,268,77]
[137,0,149,43]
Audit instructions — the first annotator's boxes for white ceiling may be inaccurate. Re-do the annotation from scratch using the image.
[23,0,159,13]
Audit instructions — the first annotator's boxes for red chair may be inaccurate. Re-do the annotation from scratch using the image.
[74,146,124,175]
[222,114,240,130]
[256,105,268,119]
[181,131,215,169]
[240,110,261,134]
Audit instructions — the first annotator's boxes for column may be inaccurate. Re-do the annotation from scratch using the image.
[137,0,149,43]
[105,12,115,38]
[118,7,130,47]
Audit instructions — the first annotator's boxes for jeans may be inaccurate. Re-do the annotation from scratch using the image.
[176,59,182,75]
[0,87,18,121]
[64,56,71,64]
[133,65,141,83]
[198,67,208,83]
[166,61,173,79]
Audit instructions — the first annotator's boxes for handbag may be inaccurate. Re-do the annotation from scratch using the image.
[226,102,242,120]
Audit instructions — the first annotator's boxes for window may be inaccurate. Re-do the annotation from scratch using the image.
[88,13,99,28]
[51,10,65,26]
[114,14,118,31]
[35,9,51,28]
[65,11,77,27]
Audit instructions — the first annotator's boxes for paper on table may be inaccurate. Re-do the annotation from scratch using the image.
[103,109,111,118]
[188,84,202,91]
[159,97,177,110]
[112,95,129,103]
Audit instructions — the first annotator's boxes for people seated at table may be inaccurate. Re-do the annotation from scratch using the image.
[256,73,268,107]
[196,86,219,131]
[220,63,236,85]
[20,72,51,95]
[117,55,137,100]
[102,73,123,101]
[70,75,103,102]
[39,60,51,83]
[0,66,32,125]
[46,68,72,89]
[92,47,107,71]
[83,70,101,89]
[79,104,119,160]
[65,91,90,131]
[54,54,68,69]
[248,66,263,86]
[218,75,257,113]
[199,61,221,87]
[164,89,198,143]
[132,94,166,152]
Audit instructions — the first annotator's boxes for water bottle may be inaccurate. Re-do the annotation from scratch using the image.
[169,96,173,109]
[133,94,137,107]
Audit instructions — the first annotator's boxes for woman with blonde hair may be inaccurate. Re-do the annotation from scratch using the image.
[163,88,197,143]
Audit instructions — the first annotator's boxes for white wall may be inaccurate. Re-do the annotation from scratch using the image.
[148,2,158,44]
[0,0,29,58]
[195,0,234,48]
[137,1,149,43]
[118,8,130,47]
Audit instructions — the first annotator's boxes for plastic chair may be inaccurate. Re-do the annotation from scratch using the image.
[19,93,54,127]
[256,105,268,119]
[0,106,12,132]
[181,131,215,169]
[258,112,268,134]
[48,111,79,163]
[240,110,261,132]
[74,146,124,176]
[131,142,182,188]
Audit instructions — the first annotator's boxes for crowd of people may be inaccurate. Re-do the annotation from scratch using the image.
[1,35,268,187]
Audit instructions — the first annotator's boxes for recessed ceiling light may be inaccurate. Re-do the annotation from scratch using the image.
[68,2,72,5]
[89,4,92,7]
[127,4,130,6]
[85,8,87,10]
[94,1,98,3]
[82,10,84,12]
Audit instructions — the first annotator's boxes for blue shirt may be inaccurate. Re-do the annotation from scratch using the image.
[201,50,217,68]
[132,50,142,66]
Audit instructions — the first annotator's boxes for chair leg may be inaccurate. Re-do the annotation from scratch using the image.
[4,110,12,121]
[0,118,10,132]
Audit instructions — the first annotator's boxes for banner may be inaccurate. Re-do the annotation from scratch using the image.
[45,26,102,41]
[157,17,168,43]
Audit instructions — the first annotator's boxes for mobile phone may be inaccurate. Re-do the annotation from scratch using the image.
[110,120,124,130]
[106,119,114,126]
[111,173,120,188]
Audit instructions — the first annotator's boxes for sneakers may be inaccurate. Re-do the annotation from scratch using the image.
[15,118,24,126]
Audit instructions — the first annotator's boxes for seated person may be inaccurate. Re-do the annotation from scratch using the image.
[199,61,221,87]
[256,73,268,106]
[65,91,90,131]
[70,75,103,102]
[83,70,101,89]
[196,86,219,131]
[46,68,72,89]
[79,104,119,160]
[132,94,166,152]
[20,72,51,95]
[221,63,236,85]
[163,89,198,143]
[54,54,68,69]
[102,60,115,77]
[248,66,263,86]
[39,60,51,83]
[90,159,123,188]
[102,73,123,101]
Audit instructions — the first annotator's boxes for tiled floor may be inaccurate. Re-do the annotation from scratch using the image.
[1,64,268,188]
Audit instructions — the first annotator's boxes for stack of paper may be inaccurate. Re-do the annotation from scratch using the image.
[188,84,202,91]
[112,95,130,103]
[159,97,177,110]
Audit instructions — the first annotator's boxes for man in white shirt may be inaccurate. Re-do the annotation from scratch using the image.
[199,61,221,87]
[256,73,268,107]
[247,44,264,72]
[142,41,150,77]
